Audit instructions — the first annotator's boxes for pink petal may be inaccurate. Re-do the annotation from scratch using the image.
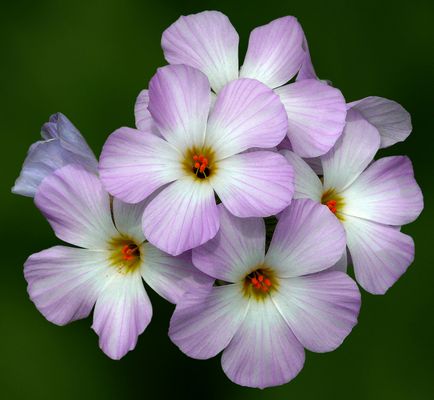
[24,246,109,325]
[344,215,415,294]
[35,164,118,249]
[193,205,265,282]
[140,244,213,304]
[281,150,323,201]
[272,271,360,352]
[99,127,182,204]
[221,299,305,389]
[322,110,380,192]
[169,284,248,359]
[276,79,346,157]
[212,151,294,218]
[342,156,423,225]
[148,65,211,151]
[134,89,151,131]
[206,78,288,159]
[92,270,152,360]
[347,96,411,148]
[162,11,239,92]
[266,199,346,277]
[142,178,219,256]
[240,16,305,89]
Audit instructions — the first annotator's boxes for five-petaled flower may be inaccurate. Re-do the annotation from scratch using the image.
[24,164,212,360]
[169,200,361,388]
[159,11,347,157]
[282,110,423,294]
[100,64,294,256]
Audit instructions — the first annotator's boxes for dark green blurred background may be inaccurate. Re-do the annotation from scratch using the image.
[1,0,433,398]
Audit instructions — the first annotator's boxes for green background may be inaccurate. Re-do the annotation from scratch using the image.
[1,0,433,398]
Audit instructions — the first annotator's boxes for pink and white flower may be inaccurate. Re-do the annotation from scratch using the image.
[157,11,347,158]
[169,200,361,388]
[12,113,98,197]
[282,110,423,294]
[24,164,212,360]
[100,64,294,256]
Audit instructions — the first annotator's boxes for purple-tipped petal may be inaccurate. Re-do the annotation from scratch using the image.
[344,215,415,294]
[276,79,346,158]
[206,78,288,159]
[272,271,360,353]
[221,299,305,389]
[240,16,305,89]
[342,156,423,225]
[347,96,412,148]
[24,246,109,325]
[12,113,97,197]
[99,127,182,203]
[266,199,346,277]
[92,270,152,360]
[35,165,118,249]
[193,205,265,282]
[169,284,248,359]
[281,150,322,201]
[162,11,239,92]
[212,151,294,218]
[148,65,211,151]
[140,244,213,304]
[142,178,219,256]
[322,112,380,192]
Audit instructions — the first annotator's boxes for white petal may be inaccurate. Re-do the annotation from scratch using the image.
[344,215,415,294]
[276,79,347,158]
[211,151,294,217]
[148,64,211,151]
[92,270,152,360]
[266,199,346,277]
[281,150,323,201]
[322,110,380,192]
[143,178,219,256]
[162,11,239,92]
[222,298,305,389]
[341,156,423,226]
[24,246,109,325]
[112,198,148,243]
[192,205,265,282]
[169,284,248,359]
[206,78,288,159]
[35,164,118,249]
[272,271,360,352]
[240,16,304,88]
[347,96,411,148]
[140,243,213,304]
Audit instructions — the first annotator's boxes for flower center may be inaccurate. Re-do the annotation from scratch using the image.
[182,146,216,180]
[108,237,142,274]
[242,266,277,300]
[321,188,345,220]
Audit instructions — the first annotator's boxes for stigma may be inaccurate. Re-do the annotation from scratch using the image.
[321,189,345,220]
[243,267,277,300]
[192,153,209,177]
[108,237,142,274]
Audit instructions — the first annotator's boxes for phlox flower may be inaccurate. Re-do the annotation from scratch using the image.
[12,113,98,197]
[24,164,212,360]
[99,64,294,256]
[282,110,423,294]
[158,11,347,157]
[169,200,361,388]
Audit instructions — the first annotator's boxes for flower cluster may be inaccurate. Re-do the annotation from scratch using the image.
[14,11,423,389]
